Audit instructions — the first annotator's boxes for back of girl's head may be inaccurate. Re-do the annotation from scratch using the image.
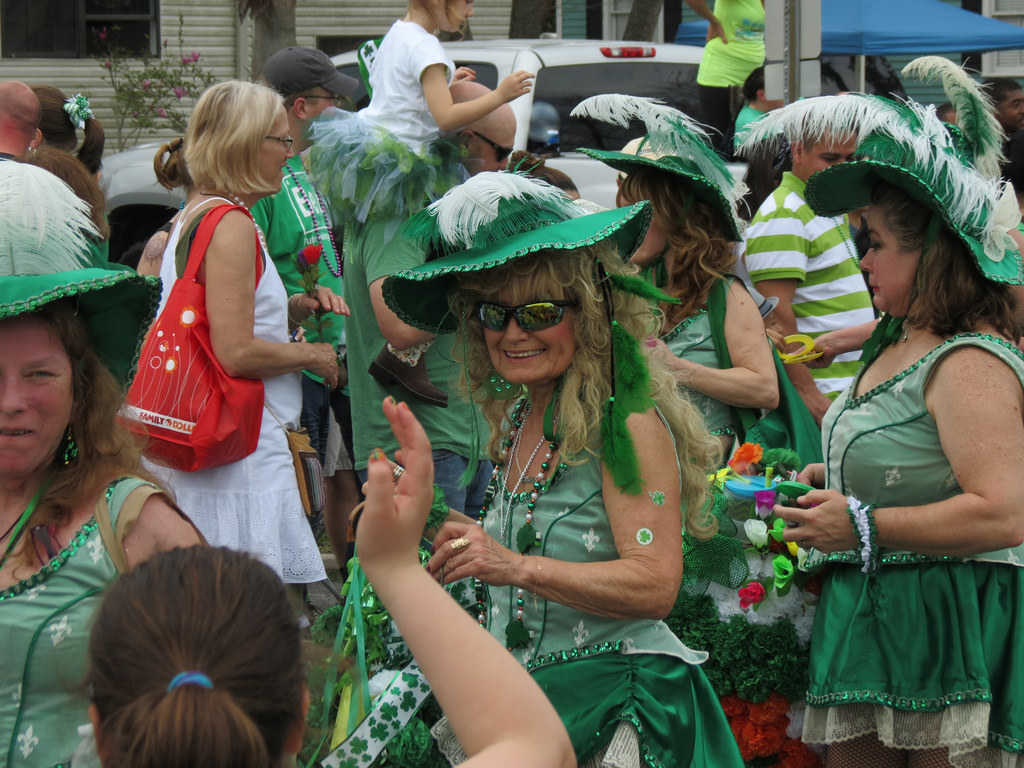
[410,0,469,32]
[87,546,304,768]
[153,137,192,191]
[20,145,109,238]
[32,85,105,175]
[185,81,283,197]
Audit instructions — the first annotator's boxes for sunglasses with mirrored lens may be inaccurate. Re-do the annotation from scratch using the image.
[478,300,574,332]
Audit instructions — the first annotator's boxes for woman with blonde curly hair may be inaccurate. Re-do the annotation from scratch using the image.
[578,95,778,453]
[382,171,744,767]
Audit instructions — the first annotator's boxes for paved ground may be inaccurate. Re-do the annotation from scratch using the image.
[307,552,347,615]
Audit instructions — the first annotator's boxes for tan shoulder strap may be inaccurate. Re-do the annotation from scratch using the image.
[94,484,165,574]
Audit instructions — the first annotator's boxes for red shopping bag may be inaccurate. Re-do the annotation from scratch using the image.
[125,205,264,471]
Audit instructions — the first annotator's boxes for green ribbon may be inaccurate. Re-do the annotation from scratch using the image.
[0,480,50,572]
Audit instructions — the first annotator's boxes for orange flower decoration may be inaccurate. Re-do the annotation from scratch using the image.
[729,441,764,475]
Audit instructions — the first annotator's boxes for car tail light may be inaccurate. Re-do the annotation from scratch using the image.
[600,46,656,58]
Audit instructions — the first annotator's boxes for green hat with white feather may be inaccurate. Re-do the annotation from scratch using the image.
[0,162,160,385]
[572,94,748,241]
[803,57,1024,285]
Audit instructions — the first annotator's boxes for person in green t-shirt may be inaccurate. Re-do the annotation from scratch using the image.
[253,47,358,466]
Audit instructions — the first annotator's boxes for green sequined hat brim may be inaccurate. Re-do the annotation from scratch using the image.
[806,161,1024,285]
[579,148,744,242]
[0,268,161,385]
[382,202,652,332]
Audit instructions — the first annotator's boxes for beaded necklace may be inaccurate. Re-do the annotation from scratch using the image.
[475,397,567,650]
[287,158,341,277]
[195,193,271,259]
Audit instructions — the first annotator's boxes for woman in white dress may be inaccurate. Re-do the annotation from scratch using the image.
[150,81,346,584]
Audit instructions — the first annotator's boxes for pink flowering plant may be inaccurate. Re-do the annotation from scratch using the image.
[95,15,216,150]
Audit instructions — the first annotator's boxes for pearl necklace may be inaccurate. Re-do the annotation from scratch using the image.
[196,192,270,259]
[286,158,341,277]
[475,398,566,650]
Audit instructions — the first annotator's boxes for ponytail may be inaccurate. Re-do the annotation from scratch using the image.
[101,686,272,768]
[87,547,305,767]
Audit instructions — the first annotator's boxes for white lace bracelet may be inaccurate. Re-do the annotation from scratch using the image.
[847,495,879,573]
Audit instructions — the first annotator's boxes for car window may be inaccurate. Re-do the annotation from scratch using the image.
[529,62,700,154]
[453,61,499,89]
[336,61,500,110]
[336,63,370,110]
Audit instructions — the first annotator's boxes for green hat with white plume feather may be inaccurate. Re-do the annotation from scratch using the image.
[804,57,1023,285]
[0,162,160,384]
[384,171,675,495]
[572,94,747,241]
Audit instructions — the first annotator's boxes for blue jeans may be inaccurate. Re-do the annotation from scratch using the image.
[357,450,492,519]
[300,375,331,466]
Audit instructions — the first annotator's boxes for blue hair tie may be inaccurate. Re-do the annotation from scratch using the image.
[166,671,213,692]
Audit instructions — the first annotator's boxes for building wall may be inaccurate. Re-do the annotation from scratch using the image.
[0,0,512,154]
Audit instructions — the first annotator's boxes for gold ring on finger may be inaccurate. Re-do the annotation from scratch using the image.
[449,537,470,553]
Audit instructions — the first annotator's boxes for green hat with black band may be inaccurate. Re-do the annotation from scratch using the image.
[572,94,746,242]
[0,162,160,385]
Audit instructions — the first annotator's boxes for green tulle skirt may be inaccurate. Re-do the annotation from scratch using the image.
[308,112,464,234]
[804,561,1024,765]
[531,651,744,768]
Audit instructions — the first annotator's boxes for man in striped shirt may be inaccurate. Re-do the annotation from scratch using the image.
[745,131,875,423]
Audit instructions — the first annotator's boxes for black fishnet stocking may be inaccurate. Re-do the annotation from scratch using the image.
[825,734,953,768]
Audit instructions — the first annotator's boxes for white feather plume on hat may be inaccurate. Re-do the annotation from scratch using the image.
[0,162,98,277]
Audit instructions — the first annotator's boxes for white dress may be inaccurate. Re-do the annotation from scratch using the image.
[149,202,327,584]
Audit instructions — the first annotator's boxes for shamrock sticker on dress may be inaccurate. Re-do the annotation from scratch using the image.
[636,528,654,545]
[648,490,666,506]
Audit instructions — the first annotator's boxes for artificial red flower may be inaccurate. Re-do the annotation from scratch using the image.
[719,694,747,718]
[779,737,823,767]
[298,244,323,268]
[748,692,790,724]
[738,581,767,610]
[729,441,764,475]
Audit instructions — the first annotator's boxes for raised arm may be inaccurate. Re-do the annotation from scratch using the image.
[420,64,533,133]
[428,408,684,620]
[358,399,575,768]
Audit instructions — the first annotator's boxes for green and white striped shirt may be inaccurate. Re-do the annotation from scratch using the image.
[745,172,875,398]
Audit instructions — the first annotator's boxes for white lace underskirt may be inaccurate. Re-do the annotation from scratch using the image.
[803,702,1024,768]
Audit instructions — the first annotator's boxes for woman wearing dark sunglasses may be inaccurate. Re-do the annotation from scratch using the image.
[382,172,744,767]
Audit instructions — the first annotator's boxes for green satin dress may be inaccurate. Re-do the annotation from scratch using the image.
[0,478,153,768]
[805,334,1024,765]
[481,406,743,767]
[662,308,738,440]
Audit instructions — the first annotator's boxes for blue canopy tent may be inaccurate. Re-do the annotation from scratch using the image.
[675,0,1024,54]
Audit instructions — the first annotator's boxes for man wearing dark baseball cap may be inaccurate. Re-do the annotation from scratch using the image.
[253,47,361,545]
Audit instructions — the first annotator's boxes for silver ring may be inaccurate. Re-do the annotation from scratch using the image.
[392,465,405,484]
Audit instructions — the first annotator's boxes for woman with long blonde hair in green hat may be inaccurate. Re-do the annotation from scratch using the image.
[383,171,744,766]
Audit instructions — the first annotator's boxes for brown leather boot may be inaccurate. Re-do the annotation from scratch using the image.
[368,344,449,407]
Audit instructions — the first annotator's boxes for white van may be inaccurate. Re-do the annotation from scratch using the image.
[332,39,709,208]
[102,39,709,260]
